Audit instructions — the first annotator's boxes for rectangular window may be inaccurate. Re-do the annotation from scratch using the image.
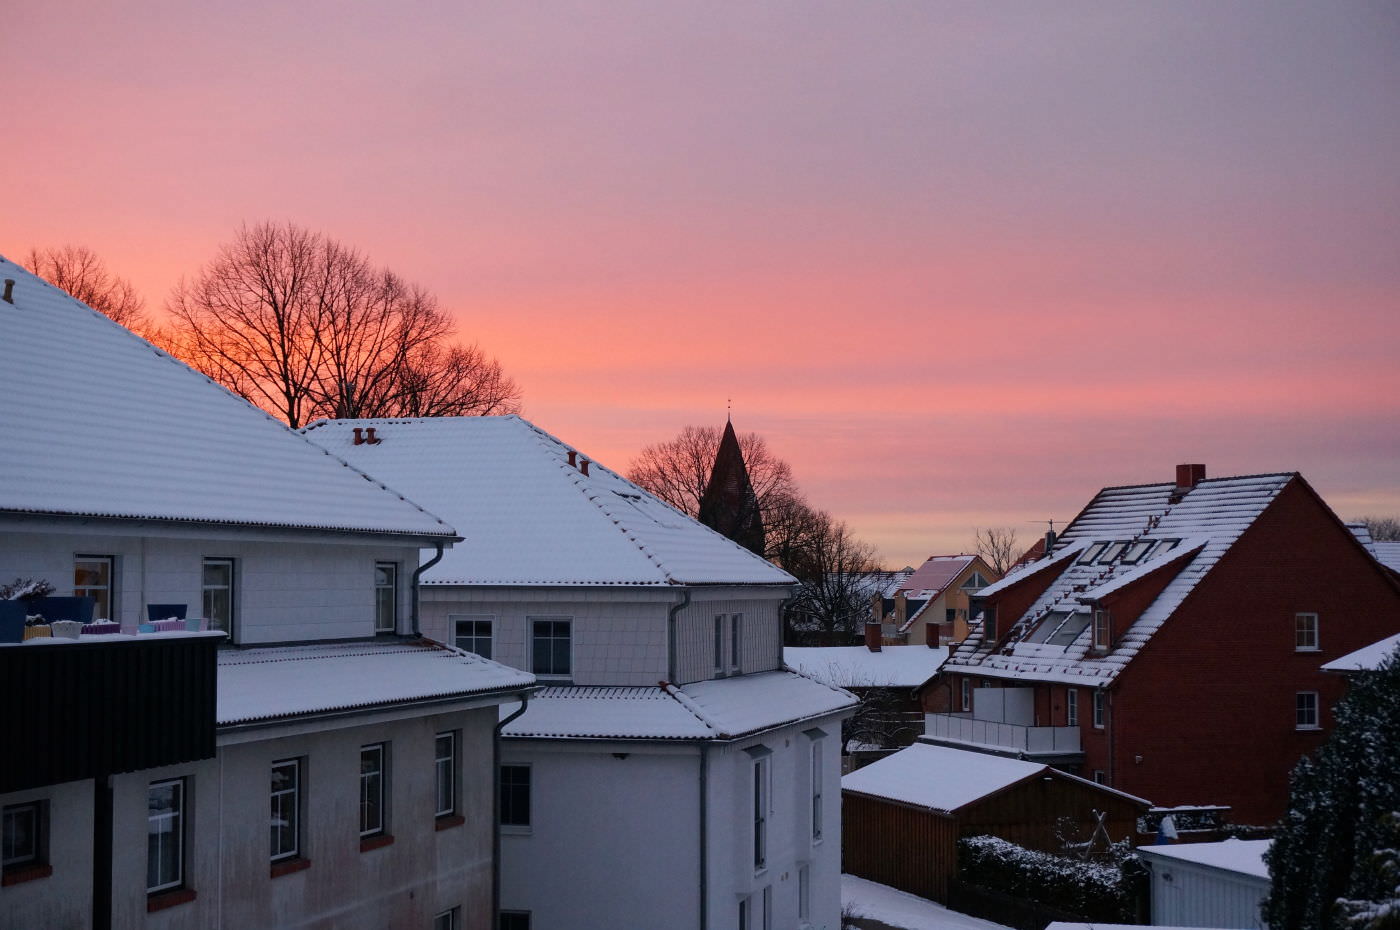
[960,678,971,712]
[1078,542,1107,564]
[435,733,457,818]
[1092,609,1110,652]
[147,779,185,893]
[530,619,571,677]
[714,615,725,676]
[499,912,531,930]
[270,759,301,862]
[730,613,742,674]
[1121,540,1155,565]
[983,606,997,640]
[1092,769,1106,785]
[500,765,531,828]
[810,741,823,842]
[1093,690,1105,729]
[202,558,235,636]
[1066,688,1079,727]
[762,886,772,930]
[452,616,493,659]
[1296,612,1320,652]
[74,555,114,620]
[360,744,387,837]
[374,562,398,634]
[752,756,769,871]
[946,608,957,623]
[2,802,44,871]
[434,908,459,930]
[798,865,811,920]
[1296,692,1320,729]
[1097,542,1128,564]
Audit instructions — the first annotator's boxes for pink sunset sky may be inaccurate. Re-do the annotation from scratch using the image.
[8,2,1400,567]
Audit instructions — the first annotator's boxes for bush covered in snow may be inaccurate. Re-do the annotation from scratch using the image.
[957,835,1140,920]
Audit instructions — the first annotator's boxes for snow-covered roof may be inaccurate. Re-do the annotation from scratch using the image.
[948,474,1295,685]
[502,670,856,740]
[842,742,1148,812]
[217,640,534,726]
[784,645,948,688]
[1137,838,1272,880]
[1321,632,1400,673]
[300,416,795,587]
[0,256,455,539]
[897,555,978,600]
[1374,541,1400,574]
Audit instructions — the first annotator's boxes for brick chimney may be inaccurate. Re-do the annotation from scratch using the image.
[925,621,939,647]
[864,621,882,652]
[1175,463,1206,490]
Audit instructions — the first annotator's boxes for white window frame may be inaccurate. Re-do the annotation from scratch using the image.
[747,748,771,873]
[798,864,811,921]
[1296,692,1320,730]
[1295,612,1320,652]
[433,907,459,930]
[202,557,236,637]
[451,615,494,659]
[1092,690,1105,729]
[500,764,531,830]
[374,562,398,634]
[2,801,44,871]
[714,614,725,676]
[1092,769,1106,785]
[74,554,114,621]
[960,678,971,712]
[270,758,301,862]
[1092,608,1110,652]
[529,617,572,678]
[147,778,185,894]
[1066,688,1079,727]
[359,743,388,838]
[1077,542,1108,565]
[809,740,823,843]
[435,732,457,818]
[729,613,743,675]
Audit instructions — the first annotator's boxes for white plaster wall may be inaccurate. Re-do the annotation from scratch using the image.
[0,779,94,929]
[0,521,419,644]
[103,707,498,930]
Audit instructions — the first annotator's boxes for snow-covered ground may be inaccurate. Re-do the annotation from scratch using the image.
[841,875,1012,930]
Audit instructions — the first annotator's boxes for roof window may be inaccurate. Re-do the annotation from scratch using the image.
[1078,543,1107,565]
[1120,540,1156,565]
[1097,542,1128,564]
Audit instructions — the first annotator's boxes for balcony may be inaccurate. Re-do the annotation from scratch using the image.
[922,712,1082,761]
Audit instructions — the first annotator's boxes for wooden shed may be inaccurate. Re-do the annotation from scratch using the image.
[842,743,1151,903]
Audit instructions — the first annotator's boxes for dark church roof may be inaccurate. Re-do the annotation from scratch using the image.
[698,419,765,557]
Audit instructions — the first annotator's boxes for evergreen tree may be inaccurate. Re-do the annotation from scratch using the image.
[1264,646,1400,930]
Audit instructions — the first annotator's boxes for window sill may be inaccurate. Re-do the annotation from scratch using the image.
[147,888,197,913]
[1295,647,1321,653]
[1296,725,1322,731]
[270,857,311,878]
[1,863,52,887]
[360,833,395,853]
[435,814,465,832]
[500,824,532,836]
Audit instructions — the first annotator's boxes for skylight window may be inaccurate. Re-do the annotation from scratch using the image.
[1097,542,1128,564]
[1025,609,1091,646]
[1078,543,1107,565]
[1120,540,1155,565]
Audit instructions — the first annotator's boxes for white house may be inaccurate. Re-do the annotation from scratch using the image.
[302,416,860,930]
[0,255,535,930]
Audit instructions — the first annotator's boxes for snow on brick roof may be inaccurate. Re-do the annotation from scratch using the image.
[503,670,856,740]
[1137,838,1272,880]
[948,473,1294,685]
[842,743,1147,812]
[218,640,534,725]
[784,645,948,689]
[1322,632,1400,673]
[0,256,454,539]
[896,555,977,600]
[1373,541,1400,574]
[300,416,795,587]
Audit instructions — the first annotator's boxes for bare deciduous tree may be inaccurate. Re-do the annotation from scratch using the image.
[628,426,798,526]
[24,245,149,332]
[1357,516,1400,542]
[785,511,884,644]
[974,526,1021,575]
[165,222,520,428]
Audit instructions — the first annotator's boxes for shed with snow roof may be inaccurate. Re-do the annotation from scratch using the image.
[842,743,1149,904]
[1136,840,1270,929]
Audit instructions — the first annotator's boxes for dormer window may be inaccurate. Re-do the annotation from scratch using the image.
[1120,540,1155,565]
[1097,542,1128,564]
[1092,608,1110,652]
[960,572,989,591]
[1078,543,1107,565]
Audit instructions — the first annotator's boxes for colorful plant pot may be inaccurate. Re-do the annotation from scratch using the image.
[22,624,52,640]
[51,620,83,640]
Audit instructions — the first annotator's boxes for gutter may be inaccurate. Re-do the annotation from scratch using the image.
[698,742,709,930]
[667,587,692,683]
[411,541,446,635]
[494,693,531,926]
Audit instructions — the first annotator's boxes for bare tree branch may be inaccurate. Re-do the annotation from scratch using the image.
[974,526,1020,575]
[24,244,149,333]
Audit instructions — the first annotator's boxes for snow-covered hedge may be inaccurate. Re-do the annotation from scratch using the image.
[957,835,1139,920]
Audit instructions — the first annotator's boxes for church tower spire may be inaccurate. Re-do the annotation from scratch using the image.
[698,419,765,557]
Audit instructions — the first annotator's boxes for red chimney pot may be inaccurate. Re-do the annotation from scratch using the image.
[1175,463,1206,490]
[864,621,882,652]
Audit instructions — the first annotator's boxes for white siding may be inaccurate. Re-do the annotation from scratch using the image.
[1147,859,1269,929]
[674,588,788,685]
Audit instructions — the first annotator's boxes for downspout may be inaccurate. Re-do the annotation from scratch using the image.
[92,775,113,930]
[410,541,446,636]
[1107,686,1116,788]
[667,587,692,684]
[698,741,709,930]
[493,693,531,927]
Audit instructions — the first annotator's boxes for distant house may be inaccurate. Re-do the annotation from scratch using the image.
[842,743,1149,904]
[1136,840,1271,929]
[925,464,1400,824]
[302,415,858,930]
[876,554,999,647]
[0,255,533,930]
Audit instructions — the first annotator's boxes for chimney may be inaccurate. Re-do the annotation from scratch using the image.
[353,428,364,445]
[365,427,381,445]
[579,459,590,476]
[864,621,882,652]
[2,279,13,304]
[1045,529,1057,553]
[925,621,939,647]
[894,591,908,626]
[567,450,577,468]
[1175,463,1206,490]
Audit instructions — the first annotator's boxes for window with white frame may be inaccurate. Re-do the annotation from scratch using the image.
[739,897,751,930]
[809,738,823,842]
[270,759,301,862]
[74,555,114,620]
[434,907,459,930]
[360,744,388,837]
[746,746,771,872]
[762,886,772,929]
[1295,613,1320,652]
[1120,540,1155,565]
[729,613,743,674]
[435,732,457,818]
[374,562,398,633]
[1092,690,1105,729]
[2,801,45,873]
[1097,542,1128,564]
[453,616,493,659]
[530,619,571,677]
[1296,692,1320,729]
[960,678,971,712]
[1092,608,1110,652]
[202,558,235,635]
[798,864,811,921]
[1092,770,1106,785]
[500,765,530,828]
[1066,688,1079,727]
[147,779,185,893]
[714,615,725,676]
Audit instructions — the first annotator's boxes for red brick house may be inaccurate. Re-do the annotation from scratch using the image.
[922,465,1400,825]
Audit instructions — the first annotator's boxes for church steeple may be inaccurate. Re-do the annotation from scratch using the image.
[698,419,765,557]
